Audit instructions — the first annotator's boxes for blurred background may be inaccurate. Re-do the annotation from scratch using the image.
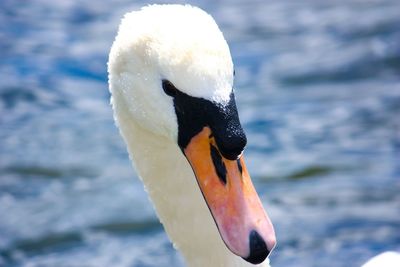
[1,0,399,266]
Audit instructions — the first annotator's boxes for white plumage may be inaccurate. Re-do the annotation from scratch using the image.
[109,5,233,138]
[108,4,271,267]
[362,252,400,267]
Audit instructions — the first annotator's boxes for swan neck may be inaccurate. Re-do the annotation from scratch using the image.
[112,93,270,267]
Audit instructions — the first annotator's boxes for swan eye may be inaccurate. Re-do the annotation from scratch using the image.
[233,69,236,76]
[162,79,177,97]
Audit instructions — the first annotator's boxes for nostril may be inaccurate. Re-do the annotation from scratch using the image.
[242,230,270,265]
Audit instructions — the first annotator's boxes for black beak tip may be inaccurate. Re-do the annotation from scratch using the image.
[242,230,271,265]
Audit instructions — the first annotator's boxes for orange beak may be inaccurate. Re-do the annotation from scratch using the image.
[183,126,276,263]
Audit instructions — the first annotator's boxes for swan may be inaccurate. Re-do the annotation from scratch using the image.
[108,4,276,266]
[361,252,400,267]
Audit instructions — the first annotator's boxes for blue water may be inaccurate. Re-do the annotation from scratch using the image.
[1,0,399,266]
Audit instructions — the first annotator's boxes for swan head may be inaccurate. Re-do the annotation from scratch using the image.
[108,4,276,264]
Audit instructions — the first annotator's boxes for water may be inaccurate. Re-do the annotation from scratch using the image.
[1,0,399,266]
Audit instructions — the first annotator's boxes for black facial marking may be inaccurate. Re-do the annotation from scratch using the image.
[210,144,227,185]
[207,96,247,160]
[162,79,177,97]
[237,158,243,174]
[170,86,247,160]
